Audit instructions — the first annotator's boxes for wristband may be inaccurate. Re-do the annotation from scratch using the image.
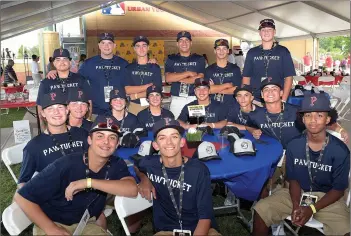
[87,178,92,188]
[309,204,317,214]
[211,123,215,128]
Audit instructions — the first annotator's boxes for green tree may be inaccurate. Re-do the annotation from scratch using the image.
[17,45,40,59]
[319,35,350,60]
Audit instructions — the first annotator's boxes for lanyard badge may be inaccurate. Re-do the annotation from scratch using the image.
[260,43,275,78]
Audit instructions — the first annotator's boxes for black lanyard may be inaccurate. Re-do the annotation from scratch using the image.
[115,110,126,130]
[161,158,185,230]
[56,72,72,93]
[265,102,284,142]
[47,127,74,156]
[100,56,115,86]
[137,64,148,85]
[148,108,163,126]
[260,43,275,78]
[305,134,329,193]
[215,63,229,85]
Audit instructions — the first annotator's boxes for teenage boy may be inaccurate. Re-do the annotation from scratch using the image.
[15,115,138,235]
[124,36,162,115]
[253,93,350,236]
[67,89,92,132]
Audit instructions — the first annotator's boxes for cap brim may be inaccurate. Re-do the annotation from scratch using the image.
[234,88,252,97]
[42,102,67,110]
[260,82,282,91]
[299,108,331,113]
[153,125,185,138]
[131,154,144,162]
[177,36,192,41]
[199,155,221,161]
[133,39,150,46]
[258,23,275,30]
[89,128,122,137]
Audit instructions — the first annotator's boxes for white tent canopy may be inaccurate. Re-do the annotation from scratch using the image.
[1,1,350,42]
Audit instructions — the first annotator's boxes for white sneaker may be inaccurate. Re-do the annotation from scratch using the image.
[271,222,286,235]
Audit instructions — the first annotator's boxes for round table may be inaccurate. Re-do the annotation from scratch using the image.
[115,130,283,201]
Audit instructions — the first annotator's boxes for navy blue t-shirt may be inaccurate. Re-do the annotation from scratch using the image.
[204,62,242,105]
[68,118,92,132]
[79,55,129,115]
[286,134,350,193]
[165,54,205,96]
[178,100,228,124]
[123,63,162,104]
[137,108,174,131]
[243,45,296,98]
[102,113,142,133]
[36,72,91,106]
[247,103,304,149]
[135,156,216,233]
[18,127,89,183]
[227,102,263,126]
[18,153,132,225]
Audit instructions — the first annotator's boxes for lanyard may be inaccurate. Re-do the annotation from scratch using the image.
[137,64,147,85]
[56,72,72,93]
[100,56,115,86]
[115,110,126,130]
[305,134,329,193]
[204,101,211,123]
[260,43,275,78]
[265,102,284,142]
[180,54,191,72]
[161,159,185,230]
[148,108,163,126]
[47,127,74,156]
[215,63,229,85]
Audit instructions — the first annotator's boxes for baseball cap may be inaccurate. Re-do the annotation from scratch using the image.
[119,132,141,148]
[260,77,282,90]
[147,85,162,98]
[133,36,150,47]
[153,118,185,138]
[194,78,210,89]
[133,127,148,137]
[90,115,122,136]
[177,31,192,41]
[220,126,244,138]
[110,88,127,100]
[193,141,221,161]
[258,19,276,30]
[230,139,256,156]
[52,48,71,60]
[130,140,157,161]
[234,84,253,97]
[67,89,89,104]
[197,125,214,136]
[99,32,114,42]
[299,93,332,113]
[214,39,229,49]
[292,89,304,97]
[41,91,68,109]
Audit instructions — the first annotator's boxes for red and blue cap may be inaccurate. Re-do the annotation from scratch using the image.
[152,118,185,138]
[41,91,67,109]
[300,93,331,113]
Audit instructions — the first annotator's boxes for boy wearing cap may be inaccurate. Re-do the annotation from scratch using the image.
[165,31,206,119]
[137,85,174,131]
[18,91,89,188]
[15,115,138,235]
[242,19,295,104]
[124,36,163,115]
[134,118,220,235]
[37,48,92,130]
[178,78,228,130]
[204,39,242,107]
[253,93,350,236]
[67,89,93,132]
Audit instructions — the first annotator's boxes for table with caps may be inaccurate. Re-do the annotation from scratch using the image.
[115,129,283,227]
[298,75,344,86]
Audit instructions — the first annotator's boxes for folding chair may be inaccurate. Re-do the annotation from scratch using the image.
[327,129,344,141]
[2,202,32,235]
[293,76,307,85]
[114,193,153,236]
[1,142,28,183]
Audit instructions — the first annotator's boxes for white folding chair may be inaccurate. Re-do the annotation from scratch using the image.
[114,193,153,236]
[2,202,32,235]
[1,142,28,183]
[327,129,344,141]
[293,76,307,85]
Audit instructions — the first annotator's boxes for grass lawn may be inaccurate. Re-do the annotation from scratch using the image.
[0,108,27,128]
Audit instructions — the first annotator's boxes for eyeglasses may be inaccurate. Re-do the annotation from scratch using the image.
[96,122,119,131]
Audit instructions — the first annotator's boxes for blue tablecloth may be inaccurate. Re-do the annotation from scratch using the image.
[115,130,283,201]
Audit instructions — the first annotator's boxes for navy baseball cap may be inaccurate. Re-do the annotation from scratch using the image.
[299,93,332,113]
[194,78,210,89]
[260,77,282,90]
[147,85,162,97]
[53,48,71,60]
[133,36,150,47]
[177,31,192,41]
[90,115,121,136]
[153,118,185,138]
[214,39,229,49]
[99,32,114,42]
[258,19,276,30]
[234,84,253,97]
[67,89,89,104]
[41,91,67,109]
[110,88,127,100]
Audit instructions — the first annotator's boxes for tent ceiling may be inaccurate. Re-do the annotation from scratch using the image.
[1,1,350,42]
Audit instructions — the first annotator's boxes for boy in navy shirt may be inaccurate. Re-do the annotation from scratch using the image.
[253,93,350,236]
[178,78,227,129]
[18,91,89,187]
[15,115,138,235]
[137,85,174,131]
[242,19,295,103]
[134,118,220,235]
[165,31,206,119]
[124,36,162,115]
[67,89,92,132]
[37,48,92,130]
[205,39,242,106]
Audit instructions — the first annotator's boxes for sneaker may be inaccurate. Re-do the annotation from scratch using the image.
[271,222,285,236]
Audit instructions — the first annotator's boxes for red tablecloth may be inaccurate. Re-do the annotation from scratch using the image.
[0,100,36,109]
[1,85,24,94]
[299,76,344,86]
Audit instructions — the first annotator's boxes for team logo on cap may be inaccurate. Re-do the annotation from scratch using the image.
[59,49,63,56]
[104,33,109,37]
[310,96,317,106]
[206,146,214,154]
[181,31,186,36]
[152,85,156,90]
[50,92,56,101]
[106,117,113,128]
[267,77,272,82]
[139,36,143,39]
[164,117,171,125]
[114,89,119,95]
[78,90,83,98]
[241,142,249,149]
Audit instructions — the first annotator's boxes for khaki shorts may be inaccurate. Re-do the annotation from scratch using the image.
[33,217,108,235]
[254,188,350,235]
[128,101,148,116]
[154,228,221,236]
